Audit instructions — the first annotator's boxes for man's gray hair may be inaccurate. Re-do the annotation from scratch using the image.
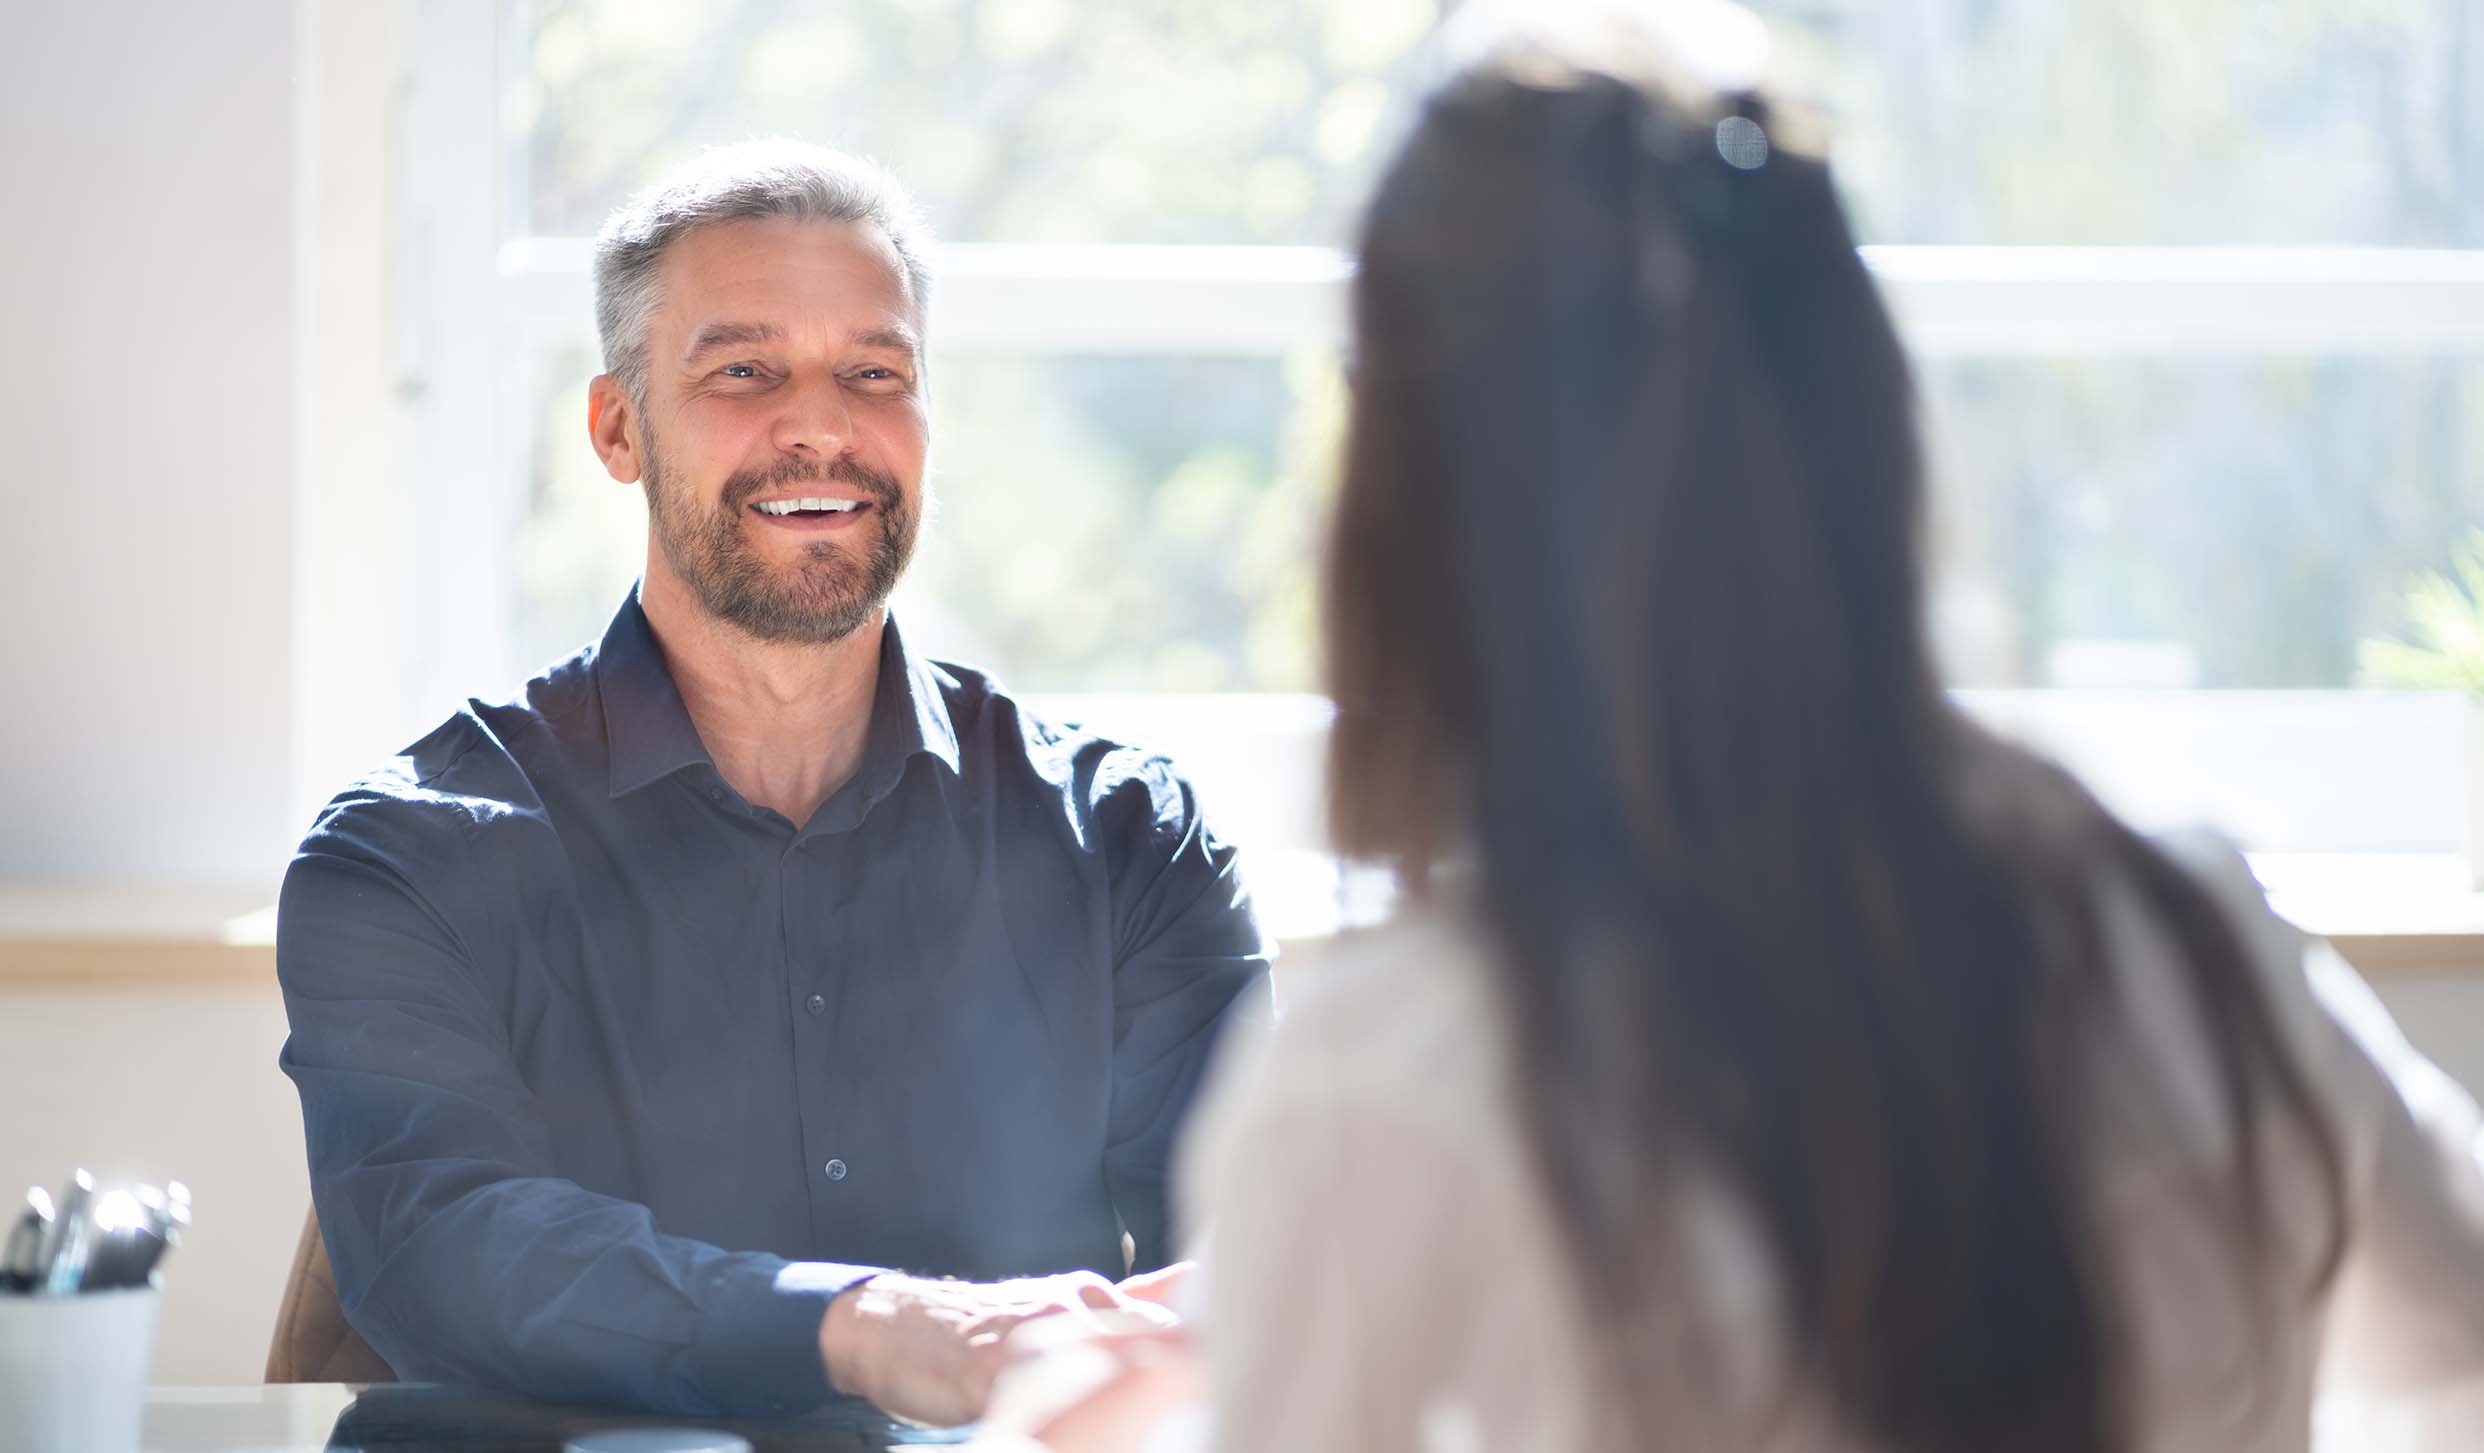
[593,139,934,405]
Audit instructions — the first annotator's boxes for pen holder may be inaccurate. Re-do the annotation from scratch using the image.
[0,1284,160,1453]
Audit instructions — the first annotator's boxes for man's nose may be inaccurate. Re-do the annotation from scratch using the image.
[772,371,856,458]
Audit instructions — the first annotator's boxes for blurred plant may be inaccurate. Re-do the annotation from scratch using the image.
[2357,528,2484,694]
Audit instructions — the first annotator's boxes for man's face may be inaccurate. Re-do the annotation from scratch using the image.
[613,216,928,645]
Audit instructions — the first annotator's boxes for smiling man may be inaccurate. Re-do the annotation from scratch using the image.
[275,142,1271,1425]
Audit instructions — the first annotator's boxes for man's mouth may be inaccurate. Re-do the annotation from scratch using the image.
[751,496,869,517]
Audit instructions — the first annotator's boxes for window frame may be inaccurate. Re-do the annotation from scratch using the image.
[378,0,2484,858]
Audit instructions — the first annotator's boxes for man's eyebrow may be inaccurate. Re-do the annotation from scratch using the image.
[852,324,922,358]
[679,320,921,363]
[681,321,785,362]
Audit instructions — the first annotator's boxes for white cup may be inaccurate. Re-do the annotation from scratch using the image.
[0,1286,161,1453]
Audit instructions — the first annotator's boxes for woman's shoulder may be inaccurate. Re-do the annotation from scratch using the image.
[2099,826,2366,1104]
[1260,902,1510,1107]
[1178,902,1516,1212]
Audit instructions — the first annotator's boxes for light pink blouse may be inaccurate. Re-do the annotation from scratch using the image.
[1175,833,2484,1452]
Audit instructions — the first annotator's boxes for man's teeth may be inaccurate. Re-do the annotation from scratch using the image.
[754,497,864,515]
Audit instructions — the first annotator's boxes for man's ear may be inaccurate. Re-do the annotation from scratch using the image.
[587,374,643,485]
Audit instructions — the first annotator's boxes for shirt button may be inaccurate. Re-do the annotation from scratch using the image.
[804,993,826,1016]
[824,1158,848,1182]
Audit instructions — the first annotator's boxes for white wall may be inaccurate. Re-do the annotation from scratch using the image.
[2,977,305,1385]
[0,0,319,1388]
[0,0,299,888]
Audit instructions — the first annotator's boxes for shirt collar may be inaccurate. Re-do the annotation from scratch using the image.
[596,587,961,800]
[853,607,964,795]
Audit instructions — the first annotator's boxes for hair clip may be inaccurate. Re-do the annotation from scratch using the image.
[1714,113,1770,171]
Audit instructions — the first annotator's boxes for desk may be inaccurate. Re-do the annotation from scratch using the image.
[133,1382,2447,1451]
[142,1384,971,1451]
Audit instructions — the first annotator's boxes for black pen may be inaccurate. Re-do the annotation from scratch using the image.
[0,1188,49,1293]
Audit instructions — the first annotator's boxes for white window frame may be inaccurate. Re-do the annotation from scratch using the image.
[376,0,2484,865]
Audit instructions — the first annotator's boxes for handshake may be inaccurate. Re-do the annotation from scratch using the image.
[817,1261,1190,1428]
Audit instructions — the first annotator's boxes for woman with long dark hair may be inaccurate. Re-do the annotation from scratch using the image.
[995,8,2484,1451]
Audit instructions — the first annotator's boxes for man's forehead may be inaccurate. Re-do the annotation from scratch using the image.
[656,216,917,343]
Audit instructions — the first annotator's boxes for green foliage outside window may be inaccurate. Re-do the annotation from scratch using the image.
[2360,529,2484,695]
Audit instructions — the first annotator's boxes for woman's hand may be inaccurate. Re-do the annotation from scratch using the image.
[1115,1259,1194,1310]
[981,1321,1206,1452]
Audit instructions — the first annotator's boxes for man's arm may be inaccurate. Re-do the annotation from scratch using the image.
[1095,754,1276,1272]
[282,789,1175,1422]
[277,799,876,1416]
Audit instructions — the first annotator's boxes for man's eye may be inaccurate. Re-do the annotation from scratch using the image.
[720,364,760,379]
[855,367,896,381]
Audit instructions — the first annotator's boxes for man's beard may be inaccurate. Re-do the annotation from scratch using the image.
[641,425,918,646]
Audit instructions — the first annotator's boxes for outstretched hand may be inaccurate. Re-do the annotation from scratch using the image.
[818,1270,1179,1427]
[1113,1259,1193,1310]
[982,1320,1204,1453]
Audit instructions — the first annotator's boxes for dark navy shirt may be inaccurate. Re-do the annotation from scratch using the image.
[275,591,1271,1417]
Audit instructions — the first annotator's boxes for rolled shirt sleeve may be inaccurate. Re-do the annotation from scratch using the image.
[277,787,879,1417]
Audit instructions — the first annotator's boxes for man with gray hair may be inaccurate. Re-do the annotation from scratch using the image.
[275,140,1270,1425]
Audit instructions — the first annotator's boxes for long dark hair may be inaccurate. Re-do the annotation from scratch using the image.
[1324,36,2346,1453]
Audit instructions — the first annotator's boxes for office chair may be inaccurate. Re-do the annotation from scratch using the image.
[265,1204,398,1384]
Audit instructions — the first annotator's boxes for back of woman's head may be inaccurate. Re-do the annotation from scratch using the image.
[1324,9,2345,1451]
[1330,7,1935,880]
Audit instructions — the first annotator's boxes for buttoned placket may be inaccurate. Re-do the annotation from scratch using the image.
[702,773,857,1230]
[783,823,855,1244]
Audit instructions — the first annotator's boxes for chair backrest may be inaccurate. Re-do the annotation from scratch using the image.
[265,1203,399,1384]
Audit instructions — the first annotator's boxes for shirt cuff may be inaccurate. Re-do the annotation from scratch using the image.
[684,1259,884,1416]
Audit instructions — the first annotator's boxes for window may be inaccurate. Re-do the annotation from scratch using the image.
[392,0,2484,866]
[1755,1,2481,250]
[510,0,1438,246]
[1925,354,2484,689]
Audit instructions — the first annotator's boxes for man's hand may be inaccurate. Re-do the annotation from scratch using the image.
[818,1271,1179,1426]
